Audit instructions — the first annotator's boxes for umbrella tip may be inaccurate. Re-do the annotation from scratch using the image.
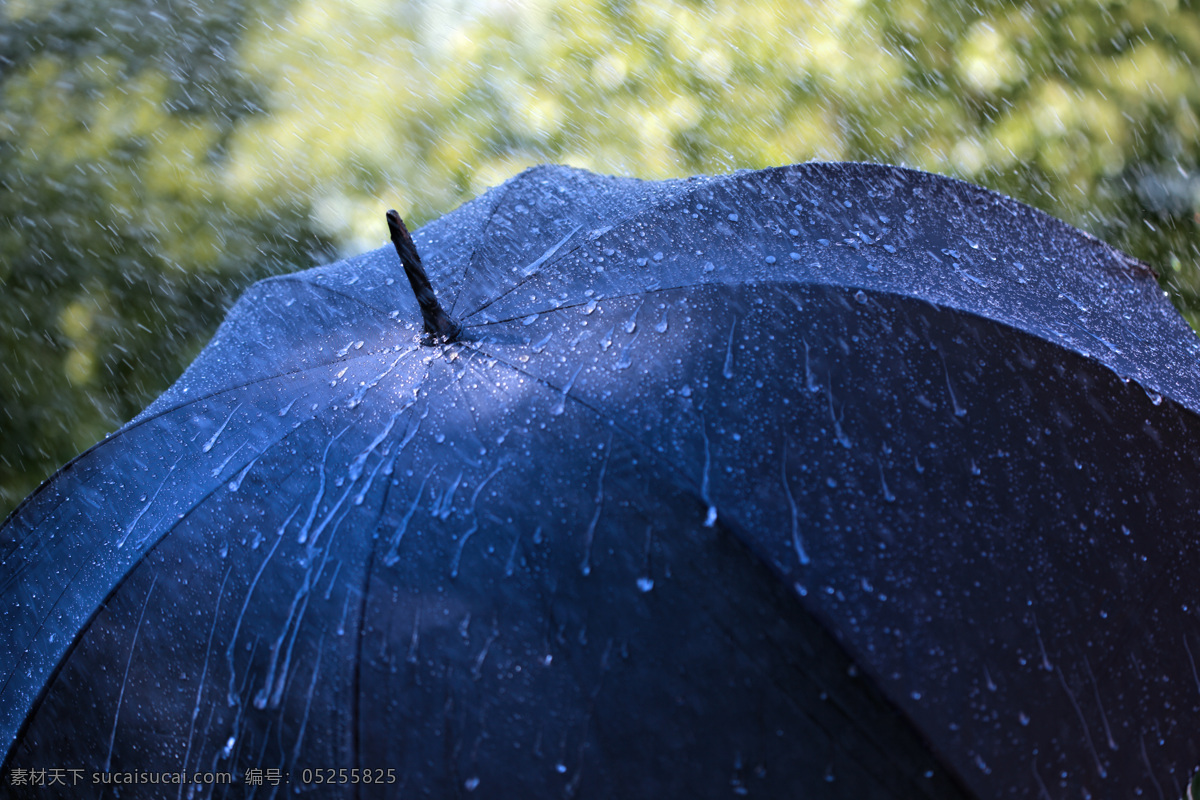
[387,210,462,342]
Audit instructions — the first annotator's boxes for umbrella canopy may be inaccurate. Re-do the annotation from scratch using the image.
[3,162,1200,798]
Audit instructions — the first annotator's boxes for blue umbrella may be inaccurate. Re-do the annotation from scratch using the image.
[3,163,1198,798]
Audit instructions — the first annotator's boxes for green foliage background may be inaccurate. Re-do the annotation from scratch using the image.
[2,0,1199,518]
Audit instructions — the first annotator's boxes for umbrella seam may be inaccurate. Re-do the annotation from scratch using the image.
[0,415,325,725]
[461,341,711,519]
[8,273,1192,538]
[461,342,960,798]
[446,169,527,320]
[258,274,400,319]
[465,278,1198,412]
[0,342,427,524]
[461,174,713,322]
[462,160,1158,328]
[0,418,325,768]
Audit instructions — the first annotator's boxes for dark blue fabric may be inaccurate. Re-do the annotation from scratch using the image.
[4,163,1199,799]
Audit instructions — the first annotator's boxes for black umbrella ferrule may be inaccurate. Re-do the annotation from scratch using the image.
[387,210,462,342]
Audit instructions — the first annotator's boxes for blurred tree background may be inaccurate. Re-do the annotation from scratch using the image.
[1,0,1199,518]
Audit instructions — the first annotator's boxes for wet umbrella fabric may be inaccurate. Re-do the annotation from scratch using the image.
[3,163,1200,798]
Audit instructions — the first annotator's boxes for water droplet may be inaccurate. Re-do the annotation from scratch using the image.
[653,251,664,261]
[522,314,539,326]
[727,213,739,222]
[790,252,800,260]
[637,576,654,592]
[636,257,648,267]
[555,763,567,774]
[623,303,641,334]
[765,255,776,264]
[789,228,799,236]
[464,778,480,791]
[704,506,717,527]
[854,290,867,304]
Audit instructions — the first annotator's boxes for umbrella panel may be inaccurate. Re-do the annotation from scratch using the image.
[9,277,1200,798]
[9,360,965,798]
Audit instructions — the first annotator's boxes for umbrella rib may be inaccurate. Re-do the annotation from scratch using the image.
[461,281,718,329]
[447,170,526,319]
[62,344,421,471]
[680,566,959,800]
[460,345,957,798]
[0,408,349,749]
[350,357,433,787]
[351,484,390,793]
[0,292,428,532]
[461,175,712,322]
[260,274,400,321]
[461,342,706,511]
[465,278,1200,428]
